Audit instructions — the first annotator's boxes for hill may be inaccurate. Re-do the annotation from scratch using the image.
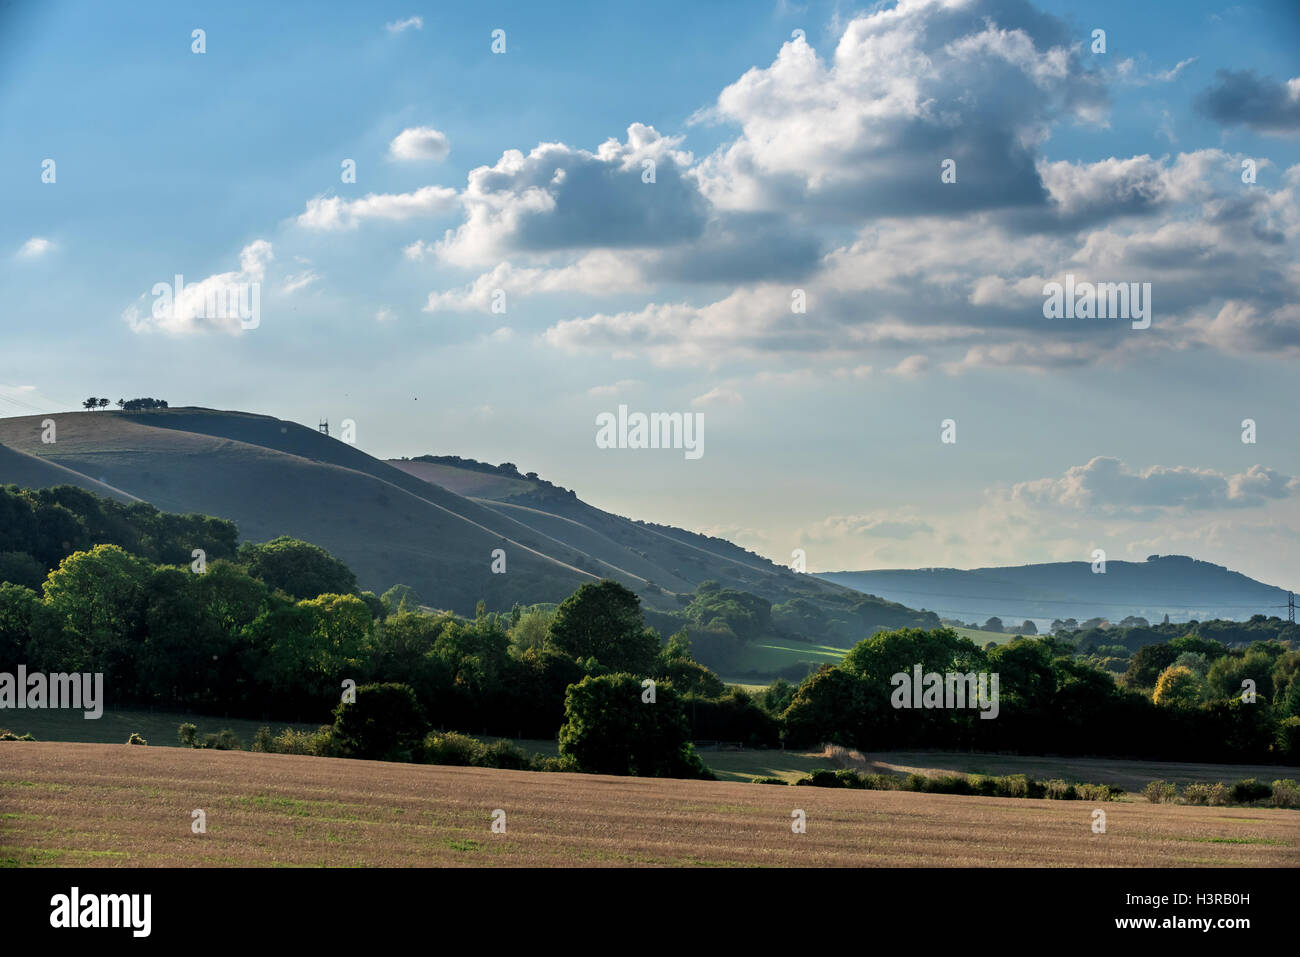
[818,557,1293,627]
[0,408,863,621]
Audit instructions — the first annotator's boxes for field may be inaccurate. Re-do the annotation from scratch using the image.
[954,626,1018,646]
[1,707,318,750]
[2,743,1296,867]
[719,640,853,683]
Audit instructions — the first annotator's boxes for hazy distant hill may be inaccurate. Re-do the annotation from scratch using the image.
[818,557,1293,626]
[0,408,858,617]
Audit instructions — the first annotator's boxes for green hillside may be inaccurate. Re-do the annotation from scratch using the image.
[0,408,865,624]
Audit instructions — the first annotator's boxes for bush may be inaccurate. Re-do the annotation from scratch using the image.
[214,729,242,751]
[1269,779,1299,808]
[331,682,426,762]
[1143,780,1177,803]
[177,723,198,747]
[252,726,273,753]
[923,774,974,796]
[474,738,533,770]
[795,768,847,788]
[835,768,867,789]
[529,754,577,773]
[126,732,147,746]
[0,729,35,741]
[751,776,788,785]
[1042,779,1077,800]
[271,726,335,756]
[1075,783,1115,802]
[1228,778,1272,805]
[422,731,483,766]
[1182,782,1226,806]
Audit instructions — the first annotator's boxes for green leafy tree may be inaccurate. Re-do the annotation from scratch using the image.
[331,682,426,761]
[1153,665,1201,708]
[238,537,357,600]
[558,673,707,778]
[547,579,660,673]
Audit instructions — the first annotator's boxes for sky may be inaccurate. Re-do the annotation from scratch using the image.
[2,0,1300,591]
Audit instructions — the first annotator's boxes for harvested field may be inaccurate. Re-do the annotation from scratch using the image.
[2,743,1297,867]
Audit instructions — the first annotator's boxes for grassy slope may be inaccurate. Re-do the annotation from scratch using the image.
[4,743,1296,866]
[0,409,868,622]
[0,410,609,613]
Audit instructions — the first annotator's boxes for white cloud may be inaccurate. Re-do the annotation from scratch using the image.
[386,16,422,34]
[1009,457,1300,518]
[282,270,319,294]
[692,386,743,407]
[123,240,273,336]
[17,237,52,259]
[389,126,450,162]
[297,186,459,230]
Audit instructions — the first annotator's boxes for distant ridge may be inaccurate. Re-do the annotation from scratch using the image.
[818,557,1293,625]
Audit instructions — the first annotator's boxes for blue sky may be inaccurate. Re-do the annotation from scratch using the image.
[3,0,1300,592]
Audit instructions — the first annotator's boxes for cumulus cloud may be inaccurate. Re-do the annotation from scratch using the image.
[1196,71,1300,134]
[386,16,422,33]
[297,186,459,230]
[1009,457,1300,518]
[389,126,450,162]
[693,0,1106,218]
[123,240,273,335]
[423,253,645,312]
[431,124,704,267]
[17,237,52,258]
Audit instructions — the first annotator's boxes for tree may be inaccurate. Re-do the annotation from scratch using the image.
[380,583,420,615]
[238,537,357,600]
[331,682,426,761]
[547,579,660,673]
[983,617,1004,633]
[558,673,707,778]
[1019,620,1038,635]
[97,398,109,409]
[1153,665,1201,708]
[82,397,99,411]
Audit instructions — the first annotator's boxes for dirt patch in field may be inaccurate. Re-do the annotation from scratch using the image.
[1,743,1296,867]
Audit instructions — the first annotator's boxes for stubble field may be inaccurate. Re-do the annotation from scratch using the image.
[2,743,1297,867]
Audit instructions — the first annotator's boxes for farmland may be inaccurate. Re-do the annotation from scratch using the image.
[2,743,1297,867]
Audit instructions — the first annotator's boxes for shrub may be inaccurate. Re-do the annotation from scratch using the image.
[1074,783,1115,802]
[177,723,198,747]
[1042,779,1077,800]
[127,732,147,746]
[1143,780,1177,804]
[271,726,335,756]
[1182,782,1211,805]
[1269,779,1299,808]
[0,729,35,741]
[924,774,974,796]
[1228,778,1272,805]
[751,776,788,785]
[252,726,273,753]
[795,768,847,788]
[834,768,867,789]
[422,731,483,767]
[332,682,426,762]
[529,754,577,773]
[474,738,532,770]
[214,729,242,751]
[904,773,929,792]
